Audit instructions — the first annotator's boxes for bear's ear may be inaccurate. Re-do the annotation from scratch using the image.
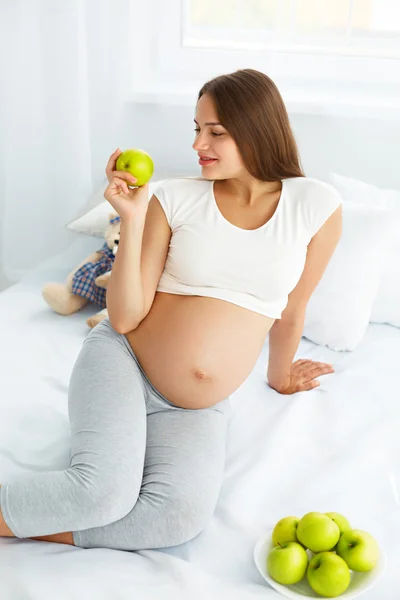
[108,212,118,222]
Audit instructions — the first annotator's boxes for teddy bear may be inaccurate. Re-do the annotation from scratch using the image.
[42,213,120,328]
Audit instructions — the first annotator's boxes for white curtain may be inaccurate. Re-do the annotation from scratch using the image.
[0,0,135,287]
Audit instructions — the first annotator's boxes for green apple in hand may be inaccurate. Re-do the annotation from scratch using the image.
[267,542,308,585]
[325,512,351,535]
[297,512,340,553]
[336,529,379,572]
[272,516,300,546]
[307,552,351,597]
[115,148,154,187]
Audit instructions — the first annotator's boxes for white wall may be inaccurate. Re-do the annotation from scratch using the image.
[0,273,12,292]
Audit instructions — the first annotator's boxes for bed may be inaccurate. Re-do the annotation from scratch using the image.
[1,235,399,600]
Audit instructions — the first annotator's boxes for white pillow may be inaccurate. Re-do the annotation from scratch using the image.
[66,179,168,237]
[329,172,400,327]
[303,201,400,351]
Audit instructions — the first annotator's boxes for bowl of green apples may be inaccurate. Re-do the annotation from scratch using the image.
[254,512,386,599]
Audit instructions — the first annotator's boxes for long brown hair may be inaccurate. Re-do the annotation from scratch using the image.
[197,69,305,181]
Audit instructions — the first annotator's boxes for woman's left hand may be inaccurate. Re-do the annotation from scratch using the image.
[268,359,335,395]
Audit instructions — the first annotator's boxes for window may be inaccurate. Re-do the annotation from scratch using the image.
[132,0,400,117]
[183,0,400,57]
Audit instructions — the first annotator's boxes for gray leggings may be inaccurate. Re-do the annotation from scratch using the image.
[0,319,231,551]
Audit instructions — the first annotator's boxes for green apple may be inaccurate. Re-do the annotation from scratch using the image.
[272,516,299,546]
[307,552,351,597]
[336,529,379,572]
[115,148,154,187]
[297,512,340,553]
[267,542,308,585]
[325,512,351,535]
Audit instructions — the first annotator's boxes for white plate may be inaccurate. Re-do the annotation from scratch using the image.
[254,529,386,599]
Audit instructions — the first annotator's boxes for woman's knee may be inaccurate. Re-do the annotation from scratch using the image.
[96,488,138,526]
[69,466,140,529]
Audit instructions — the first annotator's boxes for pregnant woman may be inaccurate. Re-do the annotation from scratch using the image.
[0,69,342,550]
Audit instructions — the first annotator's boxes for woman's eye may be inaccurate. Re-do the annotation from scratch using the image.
[193,128,223,137]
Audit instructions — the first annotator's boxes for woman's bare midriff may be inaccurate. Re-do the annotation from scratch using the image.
[125,292,275,409]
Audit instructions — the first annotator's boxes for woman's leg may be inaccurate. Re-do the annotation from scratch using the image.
[0,495,73,544]
[0,320,148,539]
[72,369,231,551]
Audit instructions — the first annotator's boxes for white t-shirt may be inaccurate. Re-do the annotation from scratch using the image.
[154,176,342,319]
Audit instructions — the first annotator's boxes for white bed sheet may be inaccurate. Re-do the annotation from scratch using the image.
[1,239,399,600]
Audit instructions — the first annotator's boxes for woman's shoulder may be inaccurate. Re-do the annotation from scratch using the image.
[284,177,343,236]
[284,176,343,213]
[151,177,211,226]
[284,176,341,199]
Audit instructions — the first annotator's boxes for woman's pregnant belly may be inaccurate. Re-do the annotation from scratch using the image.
[125,292,275,409]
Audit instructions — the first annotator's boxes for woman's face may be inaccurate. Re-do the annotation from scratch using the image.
[192,93,246,180]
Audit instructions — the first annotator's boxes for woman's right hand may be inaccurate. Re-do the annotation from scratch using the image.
[104,148,150,222]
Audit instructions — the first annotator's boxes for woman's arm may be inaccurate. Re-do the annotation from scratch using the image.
[267,317,305,389]
[107,195,172,334]
[107,218,146,333]
[267,205,342,392]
